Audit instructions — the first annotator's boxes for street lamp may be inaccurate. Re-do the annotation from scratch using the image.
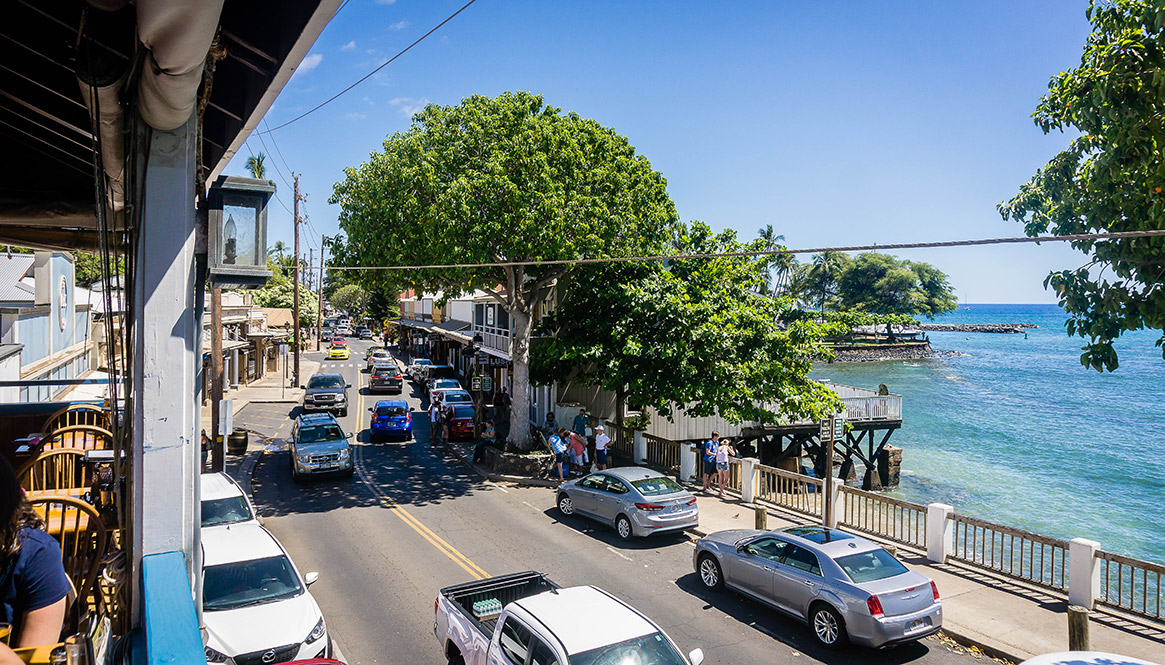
[207,175,275,289]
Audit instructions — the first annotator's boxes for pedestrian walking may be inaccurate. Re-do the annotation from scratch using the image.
[715,437,738,498]
[702,431,720,492]
[569,429,587,475]
[593,425,610,470]
[200,429,211,470]
[546,428,569,481]
[429,400,442,446]
[494,386,510,423]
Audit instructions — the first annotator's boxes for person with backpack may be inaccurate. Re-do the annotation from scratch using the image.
[546,428,569,481]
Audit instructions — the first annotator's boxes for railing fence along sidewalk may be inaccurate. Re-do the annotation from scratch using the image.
[838,485,926,549]
[753,462,823,517]
[643,434,681,472]
[949,513,1069,591]
[1098,549,1164,622]
[603,421,634,458]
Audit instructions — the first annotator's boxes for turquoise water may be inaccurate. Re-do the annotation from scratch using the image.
[811,304,1165,564]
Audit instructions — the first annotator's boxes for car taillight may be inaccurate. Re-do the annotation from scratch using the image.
[634,503,664,511]
[372,415,379,423]
[434,597,439,616]
[686,497,697,505]
[930,580,940,601]
[866,594,884,617]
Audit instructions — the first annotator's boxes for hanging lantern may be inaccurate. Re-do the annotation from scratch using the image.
[208,175,275,288]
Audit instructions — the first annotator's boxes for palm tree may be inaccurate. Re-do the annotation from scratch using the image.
[757,225,796,296]
[810,251,847,312]
[268,241,287,263]
[245,153,267,179]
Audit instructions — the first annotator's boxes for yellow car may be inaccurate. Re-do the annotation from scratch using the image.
[327,346,349,360]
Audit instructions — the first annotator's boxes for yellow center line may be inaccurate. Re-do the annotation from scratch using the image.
[354,363,489,580]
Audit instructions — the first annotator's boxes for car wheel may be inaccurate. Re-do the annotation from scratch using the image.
[615,514,633,540]
[810,603,849,649]
[697,554,723,590]
[557,493,575,516]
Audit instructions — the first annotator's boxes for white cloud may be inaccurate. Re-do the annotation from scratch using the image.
[340,40,356,51]
[388,20,410,30]
[292,54,323,78]
[344,113,367,120]
[390,97,429,118]
[361,96,375,106]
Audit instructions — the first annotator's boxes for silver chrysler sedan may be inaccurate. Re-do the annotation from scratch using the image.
[556,467,699,539]
[693,526,941,649]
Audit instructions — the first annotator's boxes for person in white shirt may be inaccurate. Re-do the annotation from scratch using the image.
[593,425,611,470]
[428,400,442,446]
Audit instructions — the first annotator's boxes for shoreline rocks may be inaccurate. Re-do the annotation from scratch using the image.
[829,343,934,363]
[918,323,1037,333]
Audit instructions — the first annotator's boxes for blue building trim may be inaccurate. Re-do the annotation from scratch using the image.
[141,552,203,665]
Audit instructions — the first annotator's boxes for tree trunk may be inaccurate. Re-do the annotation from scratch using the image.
[508,308,535,450]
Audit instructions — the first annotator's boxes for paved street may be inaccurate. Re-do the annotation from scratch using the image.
[245,339,986,665]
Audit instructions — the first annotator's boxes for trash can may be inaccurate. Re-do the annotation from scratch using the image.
[227,429,248,455]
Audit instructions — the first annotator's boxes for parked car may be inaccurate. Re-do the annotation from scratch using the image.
[437,389,472,407]
[422,364,456,386]
[327,346,349,360]
[200,472,258,528]
[370,365,403,394]
[301,373,351,417]
[428,378,462,402]
[366,348,392,371]
[435,571,704,665]
[692,525,942,649]
[556,467,698,540]
[446,405,475,440]
[288,413,353,480]
[321,327,334,339]
[358,327,373,339]
[201,523,330,664]
[407,358,433,381]
[369,400,412,441]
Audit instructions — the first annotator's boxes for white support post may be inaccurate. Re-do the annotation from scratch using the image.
[679,443,698,482]
[825,477,843,528]
[632,429,646,465]
[926,503,954,563]
[132,114,201,619]
[740,457,757,503]
[1069,538,1101,609]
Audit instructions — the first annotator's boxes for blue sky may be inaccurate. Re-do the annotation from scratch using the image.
[231,0,1096,304]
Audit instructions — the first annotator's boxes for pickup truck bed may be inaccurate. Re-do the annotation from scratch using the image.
[440,571,558,637]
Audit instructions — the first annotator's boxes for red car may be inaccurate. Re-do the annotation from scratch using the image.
[446,405,475,440]
[330,337,347,347]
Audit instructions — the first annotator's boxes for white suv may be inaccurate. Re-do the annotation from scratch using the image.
[201,523,330,664]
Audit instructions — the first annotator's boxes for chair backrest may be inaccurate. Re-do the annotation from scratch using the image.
[40,405,111,440]
[42,425,114,452]
[20,449,90,493]
[26,496,108,618]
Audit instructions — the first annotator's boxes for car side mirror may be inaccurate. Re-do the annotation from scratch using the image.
[368,407,374,412]
[688,648,704,665]
[346,432,353,438]
[304,572,319,586]
[299,385,306,390]
[346,384,352,388]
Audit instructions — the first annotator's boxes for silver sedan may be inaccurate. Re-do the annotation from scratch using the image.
[556,467,699,540]
[693,525,941,649]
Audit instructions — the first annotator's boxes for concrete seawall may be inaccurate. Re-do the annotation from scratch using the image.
[918,323,1038,333]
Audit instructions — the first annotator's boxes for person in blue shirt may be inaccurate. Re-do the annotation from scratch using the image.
[546,428,569,481]
[1,457,71,650]
[702,431,720,492]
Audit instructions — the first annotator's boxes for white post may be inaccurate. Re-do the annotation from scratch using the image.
[1069,538,1101,609]
[632,429,646,465]
[740,457,757,503]
[926,503,954,563]
[679,443,697,482]
[825,477,843,528]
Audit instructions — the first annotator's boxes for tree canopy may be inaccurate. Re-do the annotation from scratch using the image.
[331,283,370,321]
[531,222,843,426]
[330,91,678,448]
[837,253,957,320]
[999,0,1165,371]
[252,259,317,328]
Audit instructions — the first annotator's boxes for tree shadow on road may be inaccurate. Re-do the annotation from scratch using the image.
[673,572,937,665]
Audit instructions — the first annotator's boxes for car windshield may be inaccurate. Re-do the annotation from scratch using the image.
[451,406,474,419]
[569,632,686,665]
[373,368,397,377]
[370,350,388,357]
[631,476,685,496]
[443,392,471,403]
[308,377,344,390]
[415,360,432,366]
[433,380,459,389]
[200,496,253,527]
[835,548,910,583]
[203,555,302,611]
[377,405,408,417]
[298,424,345,443]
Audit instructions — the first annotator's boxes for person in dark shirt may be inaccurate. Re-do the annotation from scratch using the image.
[1,456,70,649]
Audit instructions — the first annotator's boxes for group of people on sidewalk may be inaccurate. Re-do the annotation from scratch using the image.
[544,408,611,481]
[701,430,737,497]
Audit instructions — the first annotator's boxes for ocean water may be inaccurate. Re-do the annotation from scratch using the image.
[811,304,1165,564]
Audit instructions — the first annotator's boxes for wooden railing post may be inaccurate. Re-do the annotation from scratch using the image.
[1067,605,1090,650]
[754,505,767,531]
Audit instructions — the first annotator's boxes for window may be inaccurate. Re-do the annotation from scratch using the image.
[580,475,606,490]
[782,544,822,576]
[497,617,532,665]
[835,548,909,583]
[202,555,302,611]
[376,406,407,417]
[746,538,788,561]
[298,425,344,443]
[603,478,630,494]
[307,376,344,390]
[630,476,684,496]
[529,638,560,665]
[201,496,254,527]
[570,632,686,665]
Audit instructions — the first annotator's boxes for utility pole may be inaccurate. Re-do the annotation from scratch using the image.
[308,248,313,291]
[210,287,224,471]
[293,174,301,386]
[316,236,326,351]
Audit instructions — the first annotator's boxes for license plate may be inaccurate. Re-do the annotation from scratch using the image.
[318,464,339,471]
[908,619,928,632]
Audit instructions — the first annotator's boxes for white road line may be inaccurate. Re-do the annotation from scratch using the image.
[606,546,633,561]
[522,501,540,511]
[486,481,509,494]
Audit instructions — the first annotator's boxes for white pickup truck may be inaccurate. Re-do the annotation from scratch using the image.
[435,571,704,665]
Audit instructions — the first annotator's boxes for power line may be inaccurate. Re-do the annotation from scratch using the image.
[259,0,479,134]
[316,229,1165,271]
[262,118,295,176]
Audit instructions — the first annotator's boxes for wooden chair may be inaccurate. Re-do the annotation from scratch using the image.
[20,449,91,495]
[40,405,111,441]
[42,425,113,452]
[27,496,108,620]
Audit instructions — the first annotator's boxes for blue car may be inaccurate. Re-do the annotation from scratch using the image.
[369,400,412,441]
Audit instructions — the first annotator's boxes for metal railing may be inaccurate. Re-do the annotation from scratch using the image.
[754,463,823,517]
[1098,550,1164,622]
[839,486,926,548]
[644,434,681,471]
[603,421,634,458]
[950,513,1069,591]
[840,394,902,421]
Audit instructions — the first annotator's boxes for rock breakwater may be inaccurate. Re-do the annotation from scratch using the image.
[917,323,1037,334]
[830,343,934,363]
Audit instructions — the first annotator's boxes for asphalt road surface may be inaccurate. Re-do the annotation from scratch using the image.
[246,338,986,665]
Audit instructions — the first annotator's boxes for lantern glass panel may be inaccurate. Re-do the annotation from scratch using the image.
[221,195,262,268]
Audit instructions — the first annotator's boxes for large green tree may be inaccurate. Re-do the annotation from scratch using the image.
[252,258,318,328]
[531,222,842,429]
[837,253,957,337]
[331,92,678,449]
[331,283,370,321]
[1000,0,1165,371]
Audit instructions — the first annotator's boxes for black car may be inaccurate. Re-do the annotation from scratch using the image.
[301,373,351,417]
[370,365,403,394]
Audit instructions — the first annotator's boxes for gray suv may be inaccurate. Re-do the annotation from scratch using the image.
[289,412,353,480]
[302,373,350,417]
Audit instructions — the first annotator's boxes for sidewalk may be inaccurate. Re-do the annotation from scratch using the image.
[689,489,1165,663]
